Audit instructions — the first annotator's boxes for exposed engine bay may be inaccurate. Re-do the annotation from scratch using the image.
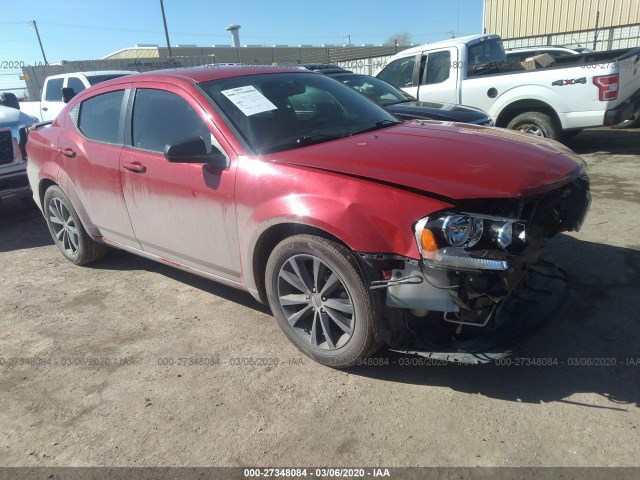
[362,174,591,363]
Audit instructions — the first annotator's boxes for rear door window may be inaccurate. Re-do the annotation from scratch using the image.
[78,90,125,144]
[421,51,451,85]
[66,77,86,95]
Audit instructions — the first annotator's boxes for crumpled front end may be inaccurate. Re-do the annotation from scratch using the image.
[366,174,591,363]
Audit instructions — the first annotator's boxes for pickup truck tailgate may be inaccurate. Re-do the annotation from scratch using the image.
[616,48,640,103]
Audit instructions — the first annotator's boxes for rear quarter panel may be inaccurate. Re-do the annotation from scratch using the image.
[26,124,61,211]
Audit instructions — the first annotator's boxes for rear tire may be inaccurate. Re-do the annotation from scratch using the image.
[507,111,560,140]
[43,185,108,266]
[265,234,381,368]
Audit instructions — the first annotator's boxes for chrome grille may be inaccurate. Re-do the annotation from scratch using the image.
[0,129,14,165]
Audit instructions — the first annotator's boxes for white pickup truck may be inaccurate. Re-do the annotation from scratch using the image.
[20,70,134,122]
[376,34,640,140]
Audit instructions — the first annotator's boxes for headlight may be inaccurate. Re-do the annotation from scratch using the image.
[414,213,527,271]
[442,215,483,247]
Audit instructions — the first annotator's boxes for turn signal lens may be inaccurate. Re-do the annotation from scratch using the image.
[420,229,438,259]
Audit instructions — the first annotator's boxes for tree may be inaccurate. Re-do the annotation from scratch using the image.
[386,32,413,47]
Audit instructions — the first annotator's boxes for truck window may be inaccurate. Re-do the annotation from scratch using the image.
[377,56,416,88]
[44,78,64,101]
[78,90,125,144]
[467,39,507,77]
[66,77,86,95]
[421,51,451,85]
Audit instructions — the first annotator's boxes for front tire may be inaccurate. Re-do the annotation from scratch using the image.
[43,185,108,265]
[265,234,380,367]
[507,111,560,140]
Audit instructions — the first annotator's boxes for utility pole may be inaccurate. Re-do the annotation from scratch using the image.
[160,0,173,57]
[593,0,600,50]
[28,20,48,65]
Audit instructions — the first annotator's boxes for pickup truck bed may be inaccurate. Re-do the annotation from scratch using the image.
[377,34,640,140]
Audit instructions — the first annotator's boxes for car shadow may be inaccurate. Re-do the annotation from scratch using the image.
[565,127,640,155]
[0,199,53,252]
[92,248,271,315]
[348,234,640,409]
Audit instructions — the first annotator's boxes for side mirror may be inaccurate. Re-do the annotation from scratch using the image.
[62,87,76,103]
[164,137,228,169]
[0,92,20,110]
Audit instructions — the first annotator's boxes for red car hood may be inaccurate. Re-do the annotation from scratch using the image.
[266,121,585,200]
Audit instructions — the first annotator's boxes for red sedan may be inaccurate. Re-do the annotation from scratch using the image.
[27,66,590,367]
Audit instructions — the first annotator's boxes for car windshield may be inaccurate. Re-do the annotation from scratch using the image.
[200,72,401,154]
[337,74,415,106]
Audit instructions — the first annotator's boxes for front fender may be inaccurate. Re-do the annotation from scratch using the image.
[235,158,453,294]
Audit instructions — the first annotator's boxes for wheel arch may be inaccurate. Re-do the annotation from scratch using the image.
[38,178,57,210]
[251,222,351,304]
[496,99,562,130]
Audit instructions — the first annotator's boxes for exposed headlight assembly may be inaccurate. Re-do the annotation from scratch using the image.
[414,213,527,271]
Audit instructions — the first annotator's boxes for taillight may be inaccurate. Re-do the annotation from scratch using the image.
[593,74,619,101]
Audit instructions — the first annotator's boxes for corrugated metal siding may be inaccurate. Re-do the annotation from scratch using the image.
[485,0,640,38]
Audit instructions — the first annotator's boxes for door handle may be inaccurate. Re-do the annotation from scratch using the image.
[123,161,147,174]
[58,148,76,158]
[42,106,48,111]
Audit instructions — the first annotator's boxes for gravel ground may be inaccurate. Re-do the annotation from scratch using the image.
[0,128,639,467]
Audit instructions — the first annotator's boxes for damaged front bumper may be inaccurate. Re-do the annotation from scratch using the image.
[366,174,590,364]
[376,260,571,364]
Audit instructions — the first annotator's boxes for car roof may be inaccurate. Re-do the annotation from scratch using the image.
[95,65,310,89]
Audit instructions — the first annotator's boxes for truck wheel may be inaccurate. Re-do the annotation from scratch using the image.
[265,234,381,368]
[43,185,108,266]
[507,112,559,140]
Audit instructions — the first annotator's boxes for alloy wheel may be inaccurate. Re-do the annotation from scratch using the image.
[48,197,80,256]
[516,124,544,137]
[277,254,355,350]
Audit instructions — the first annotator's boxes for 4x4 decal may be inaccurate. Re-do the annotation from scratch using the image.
[552,77,587,86]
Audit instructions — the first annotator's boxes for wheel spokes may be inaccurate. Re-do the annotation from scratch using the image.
[277,253,355,352]
[318,312,336,349]
[280,268,309,293]
[48,198,79,256]
[324,306,353,334]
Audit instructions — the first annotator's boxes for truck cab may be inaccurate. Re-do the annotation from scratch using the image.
[20,71,135,122]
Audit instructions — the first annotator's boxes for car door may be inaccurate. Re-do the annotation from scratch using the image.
[415,48,459,104]
[57,85,142,248]
[40,77,65,122]
[120,84,241,281]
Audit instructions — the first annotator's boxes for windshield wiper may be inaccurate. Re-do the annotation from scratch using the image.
[295,134,341,146]
[350,119,401,136]
[257,134,342,154]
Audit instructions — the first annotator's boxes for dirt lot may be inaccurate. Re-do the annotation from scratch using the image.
[1,128,639,468]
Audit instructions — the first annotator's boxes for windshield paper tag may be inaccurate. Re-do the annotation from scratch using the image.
[221,86,277,116]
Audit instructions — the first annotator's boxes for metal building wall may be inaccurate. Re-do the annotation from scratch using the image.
[484,0,640,38]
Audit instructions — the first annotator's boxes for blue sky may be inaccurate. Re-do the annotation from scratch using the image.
[1,0,484,93]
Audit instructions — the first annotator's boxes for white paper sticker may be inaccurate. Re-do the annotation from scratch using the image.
[221,85,278,116]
